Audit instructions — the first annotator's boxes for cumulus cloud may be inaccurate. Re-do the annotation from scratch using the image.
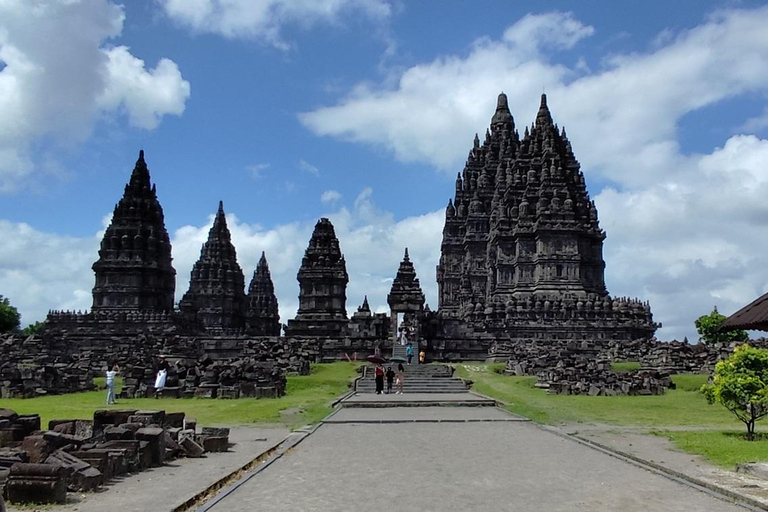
[247,162,270,180]
[2,190,441,330]
[321,190,342,204]
[299,7,768,341]
[158,0,391,49]
[0,0,190,191]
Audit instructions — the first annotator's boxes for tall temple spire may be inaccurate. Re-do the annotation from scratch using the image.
[246,251,281,336]
[535,93,553,128]
[179,201,247,331]
[491,92,514,130]
[92,150,176,313]
[285,218,349,337]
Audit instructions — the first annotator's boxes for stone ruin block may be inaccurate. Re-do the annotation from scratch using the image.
[183,416,197,432]
[45,449,102,491]
[96,440,140,473]
[49,419,93,439]
[7,463,67,504]
[194,384,218,398]
[157,386,181,398]
[69,450,110,481]
[135,427,166,466]
[104,425,134,441]
[199,436,228,453]
[15,415,40,435]
[180,436,205,458]
[93,409,137,434]
[163,411,185,429]
[217,386,239,399]
[201,427,229,437]
[128,410,165,427]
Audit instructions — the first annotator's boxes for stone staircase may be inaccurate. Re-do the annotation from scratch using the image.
[355,363,469,394]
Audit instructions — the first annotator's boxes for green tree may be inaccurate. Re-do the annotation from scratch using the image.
[694,306,749,345]
[20,320,45,336]
[701,344,768,440]
[0,295,21,333]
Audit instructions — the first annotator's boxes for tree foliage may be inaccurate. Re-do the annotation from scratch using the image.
[0,295,21,333]
[694,307,748,346]
[20,321,45,336]
[701,344,768,440]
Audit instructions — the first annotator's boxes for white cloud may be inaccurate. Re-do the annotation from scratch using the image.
[2,190,441,329]
[97,46,190,130]
[0,0,190,191]
[247,162,270,180]
[321,189,342,203]
[299,159,320,175]
[158,0,391,49]
[299,7,768,341]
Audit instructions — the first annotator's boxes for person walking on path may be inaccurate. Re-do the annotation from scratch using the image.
[106,363,119,405]
[395,363,405,394]
[374,363,385,394]
[385,366,395,394]
[406,343,414,365]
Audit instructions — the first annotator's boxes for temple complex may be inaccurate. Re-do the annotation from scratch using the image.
[436,93,657,357]
[29,92,662,393]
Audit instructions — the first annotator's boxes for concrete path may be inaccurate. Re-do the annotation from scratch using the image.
[6,426,289,512]
[204,408,750,512]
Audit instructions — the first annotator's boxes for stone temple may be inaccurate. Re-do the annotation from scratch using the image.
[13,92,660,396]
[435,93,657,357]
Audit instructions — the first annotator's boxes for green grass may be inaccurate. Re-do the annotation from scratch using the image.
[455,363,743,427]
[655,430,768,468]
[0,362,359,429]
[611,361,641,372]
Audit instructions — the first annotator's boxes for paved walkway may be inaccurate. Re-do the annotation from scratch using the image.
[6,426,289,512]
[341,392,495,407]
[204,408,750,512]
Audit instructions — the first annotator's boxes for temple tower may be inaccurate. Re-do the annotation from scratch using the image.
[92,150,176,312]
[179,201,247,331]
[285,218,349,337]
[437,93,656,343]
[388,248,425,344]
[246,252,281,336]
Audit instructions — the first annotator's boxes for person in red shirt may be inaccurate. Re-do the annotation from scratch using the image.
[374,364,385,394]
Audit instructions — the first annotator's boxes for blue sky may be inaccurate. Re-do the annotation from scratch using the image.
[3,0,768,342]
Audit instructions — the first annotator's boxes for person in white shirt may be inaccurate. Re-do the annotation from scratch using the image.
[106,364,119,405]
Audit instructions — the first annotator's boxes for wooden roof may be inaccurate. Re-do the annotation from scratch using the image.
[722,291,768,331]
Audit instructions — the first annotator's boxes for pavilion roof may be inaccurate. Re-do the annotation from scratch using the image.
[722,291,768,331]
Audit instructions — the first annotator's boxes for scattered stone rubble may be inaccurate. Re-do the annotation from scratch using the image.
[0,407,229,505]
[498,338,768,396]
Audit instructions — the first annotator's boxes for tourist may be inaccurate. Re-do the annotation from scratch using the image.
[374,363,385,394]
[385,366,395,394]
[419,350,426,365]
[155,367,167,398]
[406,343,414,365]
[105,363,119,405]
[395,363,405,394]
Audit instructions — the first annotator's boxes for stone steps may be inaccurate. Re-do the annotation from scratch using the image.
[356,364,468,394]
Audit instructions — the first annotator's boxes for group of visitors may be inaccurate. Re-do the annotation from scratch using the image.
[374,363,405,394]
[104,356,171,405]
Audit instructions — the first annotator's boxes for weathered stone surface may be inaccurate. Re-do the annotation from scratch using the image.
[135,427,166,466]
[7,463,66,504]
[200,436,228,453]
[45,449,102,491]
[246,252,281,336]
[180,436,204,458]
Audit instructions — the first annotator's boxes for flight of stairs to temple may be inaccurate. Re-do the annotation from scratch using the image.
[355,361,469,394]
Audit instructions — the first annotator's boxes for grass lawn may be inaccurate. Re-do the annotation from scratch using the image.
[456,362,768,467]
[654,430,768,468]
[455,363,744,427]
[0,362,359,430]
